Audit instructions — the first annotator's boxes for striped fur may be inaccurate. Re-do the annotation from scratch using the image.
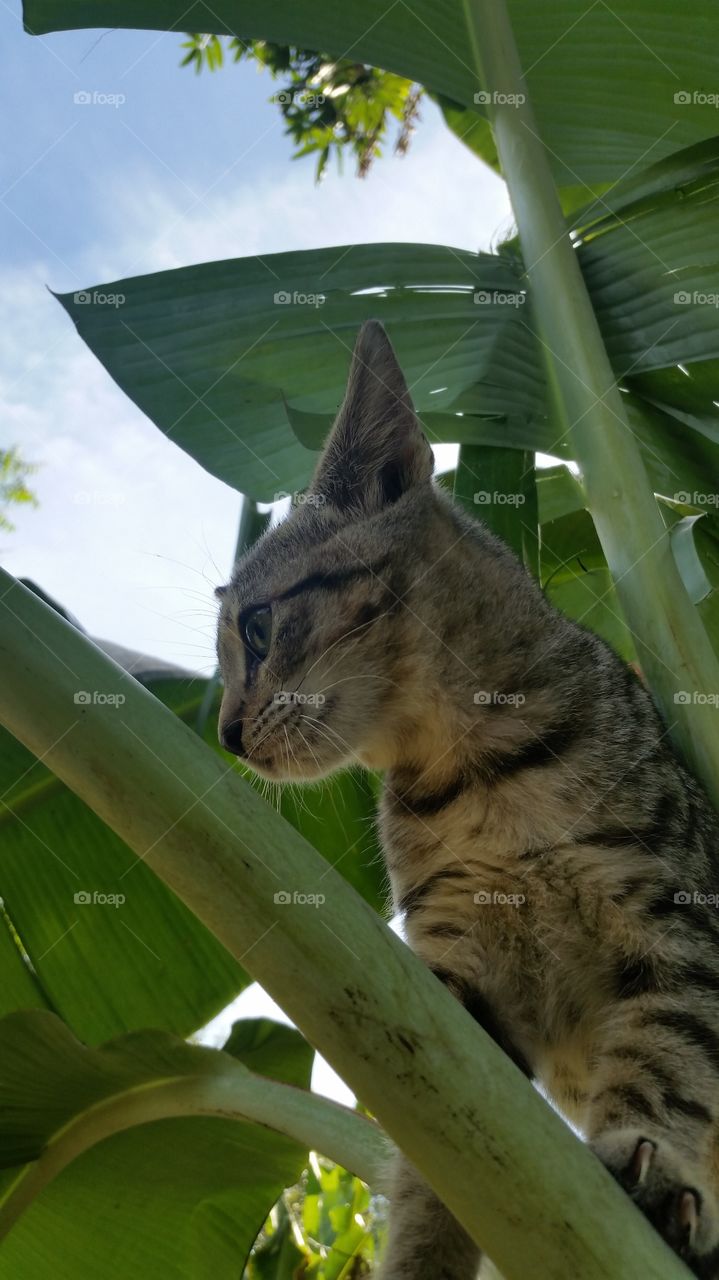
[216,320,719,1279]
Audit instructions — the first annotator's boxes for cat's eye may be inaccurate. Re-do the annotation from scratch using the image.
[242,606,272,661]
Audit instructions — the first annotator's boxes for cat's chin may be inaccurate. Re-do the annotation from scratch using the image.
[247,755,342,784]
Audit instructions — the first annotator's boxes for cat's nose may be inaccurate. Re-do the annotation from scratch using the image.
[220,717,246,757]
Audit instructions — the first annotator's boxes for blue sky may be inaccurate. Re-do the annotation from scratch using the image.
[2,6,511,673]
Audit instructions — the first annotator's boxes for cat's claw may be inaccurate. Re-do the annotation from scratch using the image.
[630,1137,655,1186]
[591,1129,719,1278]
[680,1190,700,1253]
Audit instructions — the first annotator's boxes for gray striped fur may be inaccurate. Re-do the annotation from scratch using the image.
[216,321,719,1279]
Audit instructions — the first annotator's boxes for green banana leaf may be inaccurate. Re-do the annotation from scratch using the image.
[0,1012,321,1279]
[0,669,248,1042]
[670,511,719,656]
[53,245,547,500]
[51,159,719,498]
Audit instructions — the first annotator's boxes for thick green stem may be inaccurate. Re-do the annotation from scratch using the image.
[454,444,539,577]
[0,572,689,1280]
[0,1062,388,1240]
[462,0,719,805]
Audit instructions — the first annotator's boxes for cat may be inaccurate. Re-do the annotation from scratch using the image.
[216,318,719,1279]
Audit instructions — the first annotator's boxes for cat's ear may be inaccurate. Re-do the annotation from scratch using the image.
[311,320,434,514]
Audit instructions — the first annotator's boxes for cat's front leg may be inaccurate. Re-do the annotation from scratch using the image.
[379,1152,481,1280]
[586,1002,719,1278]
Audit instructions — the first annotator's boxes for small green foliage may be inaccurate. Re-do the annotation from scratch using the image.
[180,35,422,179]
[246,1156,386,1279]
[0,447,38,533]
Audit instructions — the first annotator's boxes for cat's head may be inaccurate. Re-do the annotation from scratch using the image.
[215,319,437,780]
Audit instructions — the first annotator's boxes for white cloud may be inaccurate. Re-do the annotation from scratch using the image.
[89,102,513,279]
[2,110,511,669]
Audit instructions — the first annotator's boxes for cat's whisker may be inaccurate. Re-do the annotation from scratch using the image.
[138,549,224,588]
[297,721,353,831]
[317,673,401,696]
[282,727,315,811]
[299,714,360,771]
[295,606,392,693]
[296,725,322,773]
[309,608,396,691]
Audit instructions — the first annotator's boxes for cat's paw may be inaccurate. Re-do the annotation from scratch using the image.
[591,1128,719,1278]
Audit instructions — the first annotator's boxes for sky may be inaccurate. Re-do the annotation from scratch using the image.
[1,7,513,675]
[1,7,513,1098]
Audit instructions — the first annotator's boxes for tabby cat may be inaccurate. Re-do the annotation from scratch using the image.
[216,319,719,1279]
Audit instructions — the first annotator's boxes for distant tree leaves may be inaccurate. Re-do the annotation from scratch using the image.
[0,447,38,533]
[246,1155,384,1278]
[180,35,422,179]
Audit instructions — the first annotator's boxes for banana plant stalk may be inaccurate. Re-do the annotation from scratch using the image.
[454,443,539,577]
[0,571,689,1280]
[461,0,719,805]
